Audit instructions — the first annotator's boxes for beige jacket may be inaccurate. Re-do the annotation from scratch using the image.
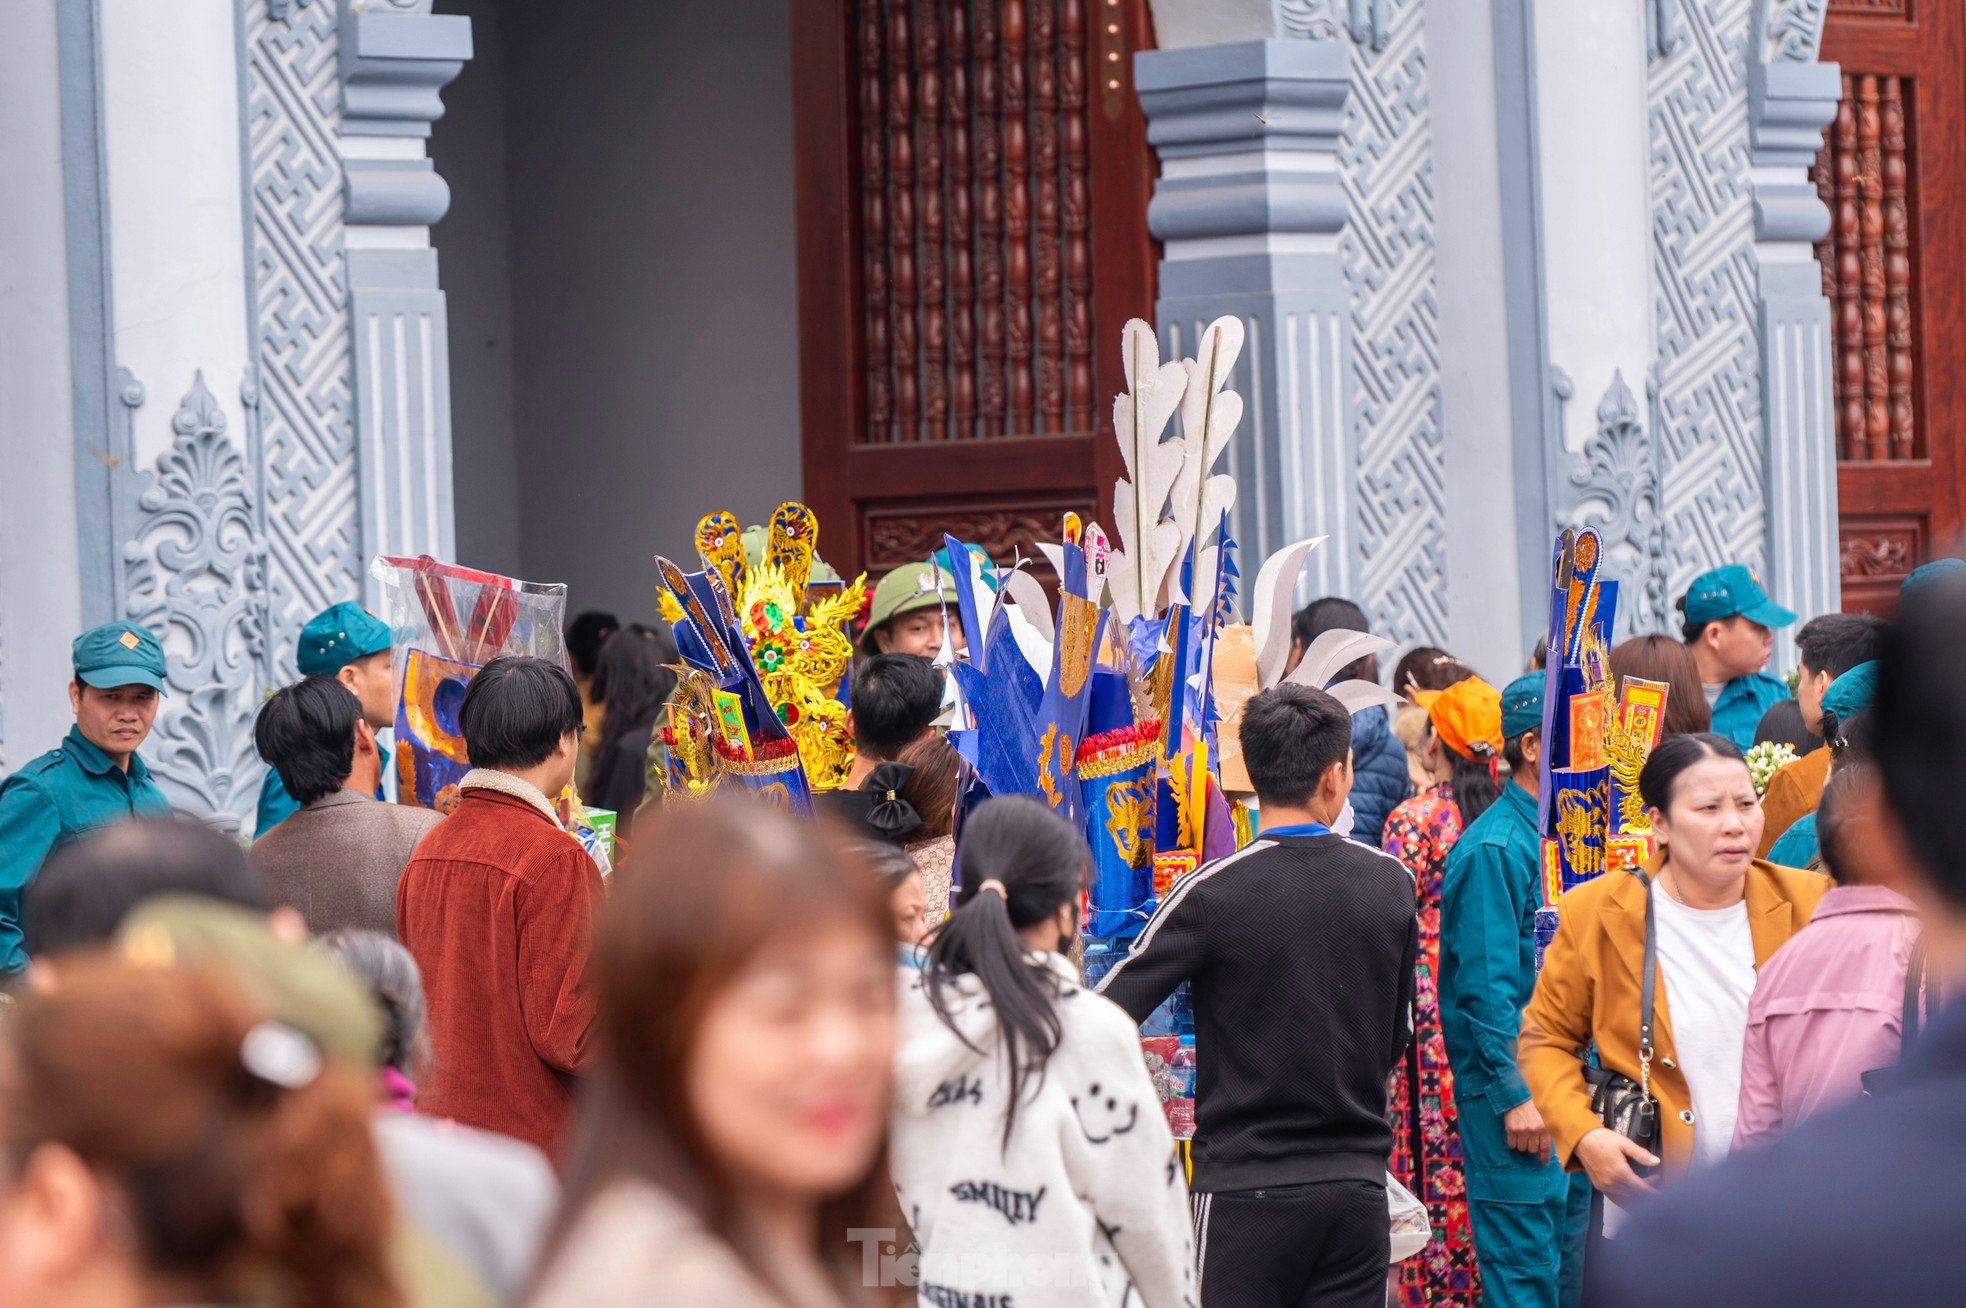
[250,789,443,936]
[528,1180,857,1308]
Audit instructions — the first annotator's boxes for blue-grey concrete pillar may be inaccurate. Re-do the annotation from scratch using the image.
[339,3,471,596]
[1137,39,1355,603]
[1751,50,1841,641]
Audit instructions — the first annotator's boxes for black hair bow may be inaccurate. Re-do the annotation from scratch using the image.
[863,761,923,841]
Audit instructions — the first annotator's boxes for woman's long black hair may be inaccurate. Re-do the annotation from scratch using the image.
[590,624,680,766]
[1445,744,1502,826]
[921,795,1087,1149]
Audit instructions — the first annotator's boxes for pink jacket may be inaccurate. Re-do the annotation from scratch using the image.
[1734,885,1922,1151]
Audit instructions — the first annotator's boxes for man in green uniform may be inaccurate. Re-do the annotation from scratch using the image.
[1676,564,1795,749]
[1439,673,1590,1307]
[255,602,394,835]
[0,622,173,974]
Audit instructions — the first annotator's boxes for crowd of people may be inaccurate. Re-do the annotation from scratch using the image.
[0,551,1964,1307]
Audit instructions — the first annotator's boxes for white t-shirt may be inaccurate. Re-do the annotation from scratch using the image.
[1652,890,1756,1168]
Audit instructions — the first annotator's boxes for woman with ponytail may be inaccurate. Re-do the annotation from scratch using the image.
[892,796,1195,1308]
[1381,675,1508,1308]
[0,958,401,1308]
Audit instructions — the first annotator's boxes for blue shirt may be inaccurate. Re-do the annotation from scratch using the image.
[1766,810,1819,869]
[1711,672,1792,751]
[1438,780,1541,1109]
[0,727,172,972]
[1259,821,1334,840]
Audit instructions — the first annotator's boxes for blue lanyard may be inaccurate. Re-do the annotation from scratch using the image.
[1260,821,1333,839]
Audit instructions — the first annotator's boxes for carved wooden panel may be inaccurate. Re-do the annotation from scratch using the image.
[1812,73,1917,462]
[862,497,1095,570]
[1829,0,1910,17]
[795,0,1155,575]
[1839,523,1919,577]
[847,0,1101,445]
[1820,1,1966,614]
[1839,516,1925,613]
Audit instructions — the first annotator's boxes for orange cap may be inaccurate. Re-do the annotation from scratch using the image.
[1413,677,1504,764]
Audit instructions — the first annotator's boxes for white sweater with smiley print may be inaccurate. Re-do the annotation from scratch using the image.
[891,952,1197,1308]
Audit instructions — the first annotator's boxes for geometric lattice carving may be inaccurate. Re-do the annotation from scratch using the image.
[1649,0,1767,601]
[120,373,272,832]
[1340,0,1444,645]
[246,0,359,675]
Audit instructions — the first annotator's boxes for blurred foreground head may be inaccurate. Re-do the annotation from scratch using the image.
[1877,570,1966,909]
[548,796,898,1294]
[23,819,267,967]
[0,959,398,1308]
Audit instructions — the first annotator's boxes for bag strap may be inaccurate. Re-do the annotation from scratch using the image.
[1639,868,1657,1100]
[1904,936,1928,1048]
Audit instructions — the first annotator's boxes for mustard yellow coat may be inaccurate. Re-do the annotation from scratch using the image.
[1518,855,1830,1173]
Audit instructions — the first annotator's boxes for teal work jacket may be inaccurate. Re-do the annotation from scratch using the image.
[0,727,171,972]
[1438,779,1541,1111]
[1711,671,1792,751]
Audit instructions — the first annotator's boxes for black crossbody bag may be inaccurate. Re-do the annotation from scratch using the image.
[1580,870,1662,1158]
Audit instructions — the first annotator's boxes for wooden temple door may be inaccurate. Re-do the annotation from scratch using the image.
[1816,1,1966,612]
[791,0,1157,576]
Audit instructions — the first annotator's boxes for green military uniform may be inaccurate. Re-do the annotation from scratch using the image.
[1710,672,1792,752]
[0,623,172,973]
[1438,674,1589,1307]
[256,602,393,835]
[1678,565,1797,750]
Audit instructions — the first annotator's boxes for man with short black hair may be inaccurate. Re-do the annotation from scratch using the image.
[1099,682,1419,1307]
[1285,596,1409,845]
[845,653,944,784]
[822,654,947,839]
[396,655,600,1153]
[250,676,442,936]
[1756,612,1886,857]
[255,601,398,835]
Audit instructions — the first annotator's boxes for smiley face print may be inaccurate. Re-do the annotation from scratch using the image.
[1071,1080,1140,1145]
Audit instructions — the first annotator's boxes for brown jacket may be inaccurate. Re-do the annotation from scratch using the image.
[397,780,601,1156]
[250,789,444,936]
[1519,855,1829,1173]
[1755,746,1832,859]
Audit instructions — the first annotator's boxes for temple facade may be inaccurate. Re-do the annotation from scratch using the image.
[1,0,1948,833]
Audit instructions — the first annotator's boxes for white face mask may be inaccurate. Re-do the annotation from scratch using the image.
[1333,802,1357,837]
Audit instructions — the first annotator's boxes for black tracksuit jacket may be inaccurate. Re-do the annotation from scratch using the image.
[1098,831,1419,1193]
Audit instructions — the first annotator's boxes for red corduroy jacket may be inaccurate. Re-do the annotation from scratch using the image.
[396,786,601,1158]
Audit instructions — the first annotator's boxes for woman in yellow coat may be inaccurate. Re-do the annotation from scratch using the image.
[1519,733,1828,1223]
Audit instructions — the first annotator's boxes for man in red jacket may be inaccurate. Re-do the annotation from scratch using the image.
[397,655,600,1156]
